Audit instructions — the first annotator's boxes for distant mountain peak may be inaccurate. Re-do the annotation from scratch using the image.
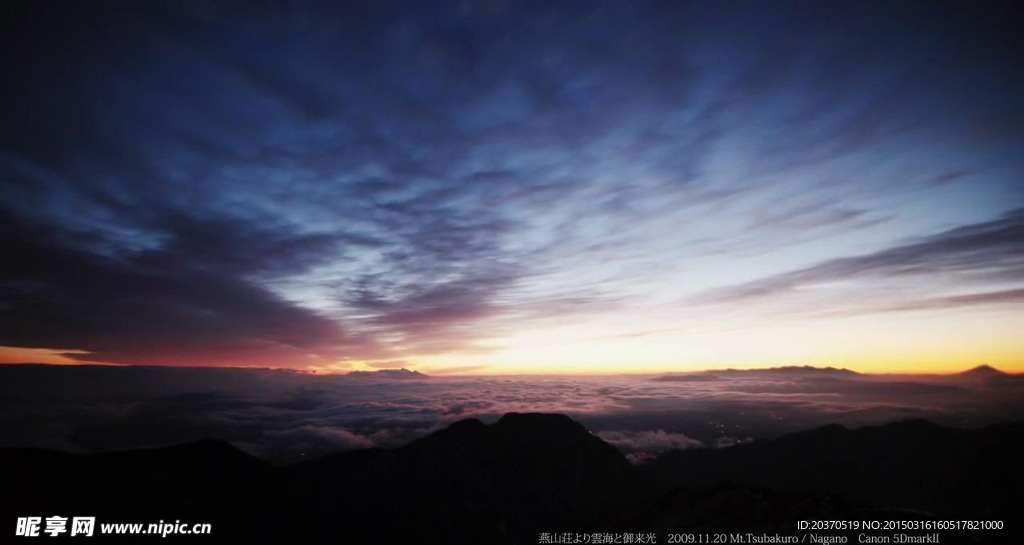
[655,366,859,382]
[345,368,428,379]
[758,365,859,375]
[957,364,1006,377]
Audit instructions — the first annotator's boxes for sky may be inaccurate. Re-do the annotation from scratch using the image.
[1,1,1022,374]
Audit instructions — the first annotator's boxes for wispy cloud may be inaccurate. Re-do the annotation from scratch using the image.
[687,209,1024,313]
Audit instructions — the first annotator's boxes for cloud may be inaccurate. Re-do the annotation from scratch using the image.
[596,429,704,463]
[262,425,376,452]
[1,2,1022,367]
[817,288,1024,317]
[0,212,366,367]
[687,209,1024,309]
[1,365,1021,462]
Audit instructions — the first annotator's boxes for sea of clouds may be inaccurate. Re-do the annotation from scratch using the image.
[1,365,1020,463]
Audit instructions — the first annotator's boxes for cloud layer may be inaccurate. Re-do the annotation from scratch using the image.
[2,365,1021,462]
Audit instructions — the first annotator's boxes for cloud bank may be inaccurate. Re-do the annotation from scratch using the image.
[1,365,1020,462]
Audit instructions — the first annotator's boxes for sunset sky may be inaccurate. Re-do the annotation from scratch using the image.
[1,1,1022,374]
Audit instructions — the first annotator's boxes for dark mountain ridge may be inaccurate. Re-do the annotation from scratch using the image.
[644,419,1023,519]
[2,414,1020,544]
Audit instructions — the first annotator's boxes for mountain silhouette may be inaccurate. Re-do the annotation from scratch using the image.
[344,367,429,379]
[955,364,1008,379]
[653,365,860,382]
[644,419,1023,519]
[2,414,1020,544]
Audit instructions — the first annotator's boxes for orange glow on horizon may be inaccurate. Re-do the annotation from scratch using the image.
[2,344,1020,375]
[0,346,103,366]
[2,309,1021,375]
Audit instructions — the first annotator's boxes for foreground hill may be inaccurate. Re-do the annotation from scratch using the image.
[2,413,1020,544]
[641,419,1024,523]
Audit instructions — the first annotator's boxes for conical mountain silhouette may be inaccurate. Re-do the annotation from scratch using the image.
[955,364,1007,378]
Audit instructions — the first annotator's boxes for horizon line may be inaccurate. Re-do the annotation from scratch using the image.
[0,361,1016,378]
